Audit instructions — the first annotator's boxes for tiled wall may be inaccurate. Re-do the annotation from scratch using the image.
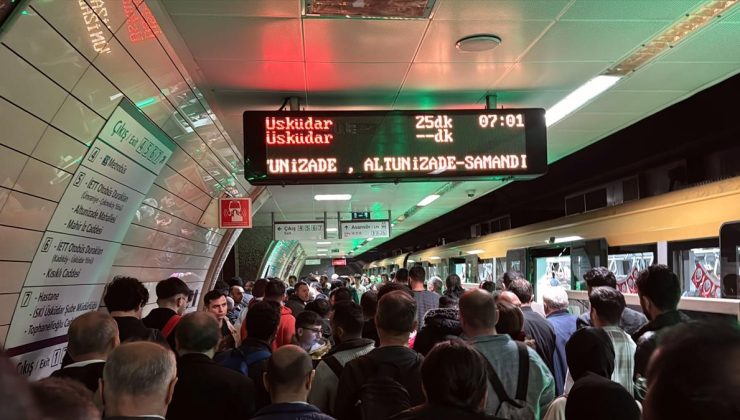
[0,1,254,351]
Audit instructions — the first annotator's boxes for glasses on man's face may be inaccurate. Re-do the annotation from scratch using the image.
[304,327,323,334]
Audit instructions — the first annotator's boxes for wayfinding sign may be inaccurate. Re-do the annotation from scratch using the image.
[6,98,176,379]
[243,109,547,184]
[340,220,391,239]
[273,221,325,241]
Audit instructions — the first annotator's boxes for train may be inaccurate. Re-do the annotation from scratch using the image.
[364,176,740,321]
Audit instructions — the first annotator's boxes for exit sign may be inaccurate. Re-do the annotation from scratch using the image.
[332,258,347,266]
[352,211,370,220]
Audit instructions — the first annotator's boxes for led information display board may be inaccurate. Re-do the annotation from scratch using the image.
[243,109,547,184]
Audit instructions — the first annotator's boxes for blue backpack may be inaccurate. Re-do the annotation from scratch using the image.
[218,347,271,376]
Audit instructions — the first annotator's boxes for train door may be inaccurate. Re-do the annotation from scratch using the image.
[449,257,467,282]
[669,238,720,298]
[720,221,740,298]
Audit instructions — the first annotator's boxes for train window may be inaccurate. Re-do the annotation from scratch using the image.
[670,238,720,298]
[535,254,571,303]
[479,259,494,283]
[719,221,740,298]
[608,252,654,294]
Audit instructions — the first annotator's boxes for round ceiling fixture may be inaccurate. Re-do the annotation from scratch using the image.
[455,34,502,52]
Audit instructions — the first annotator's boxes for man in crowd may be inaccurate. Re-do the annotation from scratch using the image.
[100,342,177,419]
[589,286,636,394]
[203,290,240,353]
[221,300,281,410]
[576,267,647,335]
[142,277,191,349]
[509,279,556,376]
[460,289,554,418]
[408,266,438,329]
[286,281,310,317]
[242,279,296,350]
[309,301,375,414]
[252,345,334,420]
[395,268,409,284]
[335,290,424,420]
[103,276,164,344]
[633,265,689,386]
[329,286,353,307]
[543,287,578,396]
[227,285,246,325]
[360,291,380,347]
[427,276,443,295]
[51,312,119,392]
[31,377,100,420]
[167,312,255,419]
[294,310,330,360]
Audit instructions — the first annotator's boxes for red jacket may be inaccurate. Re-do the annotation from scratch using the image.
[241,304,296,351]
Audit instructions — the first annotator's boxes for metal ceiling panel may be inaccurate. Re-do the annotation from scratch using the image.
[415,19,551,63]
[306,62,409,91]
[198,60,307,91]
[657,22,740,63]
[433,0,570,21]
[171,15,304,62]
[489,90,570,110]
[495,61,611,90]
[402,62,514,91]
[614,62,740,91]
[162,0,300,18]
[582,90,683,114]
[560,0,705,21]
[393,91,485,109]
[303,19,427,63]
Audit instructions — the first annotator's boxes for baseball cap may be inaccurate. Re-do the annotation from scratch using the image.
[156,277,192,300]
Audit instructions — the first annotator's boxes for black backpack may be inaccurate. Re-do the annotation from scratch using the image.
[350,355,422,420]
[484,342,536,420]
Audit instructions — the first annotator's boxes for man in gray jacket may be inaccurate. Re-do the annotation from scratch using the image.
[308,300,374,414]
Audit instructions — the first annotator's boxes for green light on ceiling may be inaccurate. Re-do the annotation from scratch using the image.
[135,97,158,109]
[21,10,28,15]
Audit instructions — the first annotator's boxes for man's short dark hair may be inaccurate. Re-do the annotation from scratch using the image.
[295,310,322,330]
[227,276,244,288]
[252,278,269,298]
[31,377,99,420]
[376,290,417,334]
[332,301,364,335]
[589,286,626,325]
[329,286,352,304]
[246,301,281,341]
[409,266,425,283]
[264,279,286,300]
[508,279,534,304]
[156,277,191,300]
[459,289,498,330]
[103,276,148,312]
[360,291,378,318]
[377,282,412,301]
[583,267,617,289]
[502,270,525,289]
[635,264,681,311]
[67,312,118,358]
[645,321,740,420]
[305,298,331,317]
[203,289,226,306]
[395,268,409,283]
[421,340,488,410]
[480,280,496,293]
[176,312,221,352]
[294,281,309,291]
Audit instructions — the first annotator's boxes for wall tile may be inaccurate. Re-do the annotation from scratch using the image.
[0,261,31,294]
[0,97,48,154]
[0,191,56,231]
[13,158,70,202]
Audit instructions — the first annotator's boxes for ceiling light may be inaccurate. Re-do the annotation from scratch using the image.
[326,227,338,232]
[546,75,621,127]
[430,256,441,260]
[407,260,415,263]
[317,253,327,256]
[466,249,484,255]
[552,236,583,244]
[456,34,502,52]
[317,241,331,245]
[314,194,352,201]
[316,248,328,252]
[366,238,374,241]
[417,194,440,207]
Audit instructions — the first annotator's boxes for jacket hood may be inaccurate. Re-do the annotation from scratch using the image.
[367,345,422,370]
[423,307,460,327]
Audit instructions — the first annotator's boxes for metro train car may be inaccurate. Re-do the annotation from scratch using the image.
[365,176,740,322]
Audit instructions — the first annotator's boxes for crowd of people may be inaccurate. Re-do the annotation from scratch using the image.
[1,265,738,420]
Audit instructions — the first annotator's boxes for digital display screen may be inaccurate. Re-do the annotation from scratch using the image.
[243,109,547,184]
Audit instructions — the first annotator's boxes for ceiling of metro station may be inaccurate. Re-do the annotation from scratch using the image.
[152,0,740,259]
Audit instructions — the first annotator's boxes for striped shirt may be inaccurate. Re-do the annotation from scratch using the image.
[603,325,637,395]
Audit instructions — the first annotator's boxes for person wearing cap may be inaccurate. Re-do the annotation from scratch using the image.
[143,276,192,349]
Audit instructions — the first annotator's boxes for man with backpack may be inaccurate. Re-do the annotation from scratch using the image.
[142,277,192,349]
[460,289,555,419]
[334,290,424,420]
[308,301,375,414]
[218,300,281,410]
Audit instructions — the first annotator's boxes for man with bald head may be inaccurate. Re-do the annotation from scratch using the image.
[101,341,177,419]
[51,311,119,392]
[167,312,256,420]
[460,289,555,419]
[252,345,334,419]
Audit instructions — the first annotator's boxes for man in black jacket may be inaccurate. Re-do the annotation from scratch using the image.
[167,312,255,420]
[335,290,424,420]
[632,265,689,385]
[142,277,191,349]
[576,267,647,335]
[103,276,166,346]
[51,311,119,392]
[509,278,556,377]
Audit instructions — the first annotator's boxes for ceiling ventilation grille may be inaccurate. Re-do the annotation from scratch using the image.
[304,0,437,19]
